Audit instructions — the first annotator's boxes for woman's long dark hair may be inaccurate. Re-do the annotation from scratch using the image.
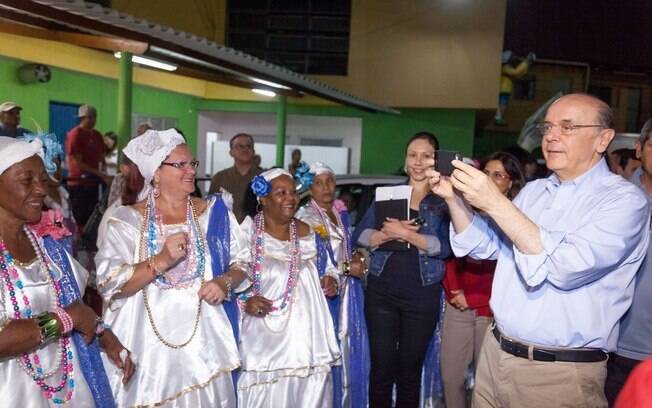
[482,151,525,200]
[120,153,145,205]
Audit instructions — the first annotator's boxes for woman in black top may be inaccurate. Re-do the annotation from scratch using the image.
[353,132,451,407]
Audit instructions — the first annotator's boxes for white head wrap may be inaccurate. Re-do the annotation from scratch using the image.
[0,136,44,175]
[123,128,186,200]
[261,167,292,182]
[309,161,334,176]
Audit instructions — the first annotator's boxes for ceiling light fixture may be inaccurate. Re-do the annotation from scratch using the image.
[114,52,177,72]
[252,88,277,98]
[250,77,291,90]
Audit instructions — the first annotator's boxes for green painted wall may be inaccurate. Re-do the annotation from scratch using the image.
[473,129,520,160]
[1,55,475,174]
[197,100,476,174]
[0,56,198,153]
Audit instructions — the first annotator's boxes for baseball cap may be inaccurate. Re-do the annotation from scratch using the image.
[77,104,97,118]
[0,102,22,113]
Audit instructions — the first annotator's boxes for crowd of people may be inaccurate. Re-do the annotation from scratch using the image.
[0,92,650,408]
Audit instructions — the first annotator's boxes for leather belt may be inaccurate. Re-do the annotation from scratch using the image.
[492,326,607,363]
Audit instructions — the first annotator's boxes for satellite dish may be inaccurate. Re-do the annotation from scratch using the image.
[18,64,52,84]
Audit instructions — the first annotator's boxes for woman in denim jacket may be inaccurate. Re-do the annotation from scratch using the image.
[352,132,451,408]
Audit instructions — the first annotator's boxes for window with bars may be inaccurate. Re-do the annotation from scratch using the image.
[226,0,351,75]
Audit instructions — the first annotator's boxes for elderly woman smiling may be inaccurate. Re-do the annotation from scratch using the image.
[95,129,248,407]
[236,168,341,407]
[0,136,133,407]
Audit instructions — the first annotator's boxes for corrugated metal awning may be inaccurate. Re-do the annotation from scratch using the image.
[0,0,399,114]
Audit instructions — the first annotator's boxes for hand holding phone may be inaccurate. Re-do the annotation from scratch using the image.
[410,216,425,226]
[436,150,463,177]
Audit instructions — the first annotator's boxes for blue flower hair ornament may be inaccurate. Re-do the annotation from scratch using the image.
[294,161,315,190]
[251,175,272,197]
[20,133,64,175]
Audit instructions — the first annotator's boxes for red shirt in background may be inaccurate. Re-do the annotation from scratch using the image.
[615,358,652,408]
[443,257,496,317]
[65,126,105,187]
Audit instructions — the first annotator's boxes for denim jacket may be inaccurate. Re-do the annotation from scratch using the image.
[352,192,451,286]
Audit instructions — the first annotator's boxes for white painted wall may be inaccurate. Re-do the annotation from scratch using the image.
[197,111,362,178]
[210,141,349,174]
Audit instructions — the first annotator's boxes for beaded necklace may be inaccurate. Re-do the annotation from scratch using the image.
[240,213,300,313]
[139,192,205,349]
[310,199,351,262]
[146,192,205,289]
[0,227,75,404]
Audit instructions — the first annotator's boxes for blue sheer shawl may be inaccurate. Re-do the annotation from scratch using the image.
[315,210,370,408]
[205,194,241,389]
[43,236,115,408]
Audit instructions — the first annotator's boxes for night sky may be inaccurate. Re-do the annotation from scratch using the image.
[504,0,652,73]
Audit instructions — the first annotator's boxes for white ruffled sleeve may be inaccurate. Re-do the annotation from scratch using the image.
[231,214,252,293]
[94,207,141,311]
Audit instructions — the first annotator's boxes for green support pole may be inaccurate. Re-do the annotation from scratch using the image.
[275,94,287,168]
[117,52,133,150]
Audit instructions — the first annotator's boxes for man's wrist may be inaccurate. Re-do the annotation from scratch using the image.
[484,193,512,219]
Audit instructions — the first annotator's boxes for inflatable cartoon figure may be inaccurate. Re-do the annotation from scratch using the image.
[496,50,536,125]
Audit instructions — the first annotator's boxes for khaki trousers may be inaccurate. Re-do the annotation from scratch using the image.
[441,303,492,408]
[472,327,608,408]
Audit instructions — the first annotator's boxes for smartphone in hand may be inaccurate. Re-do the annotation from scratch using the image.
[436,150,463,176]
[410,216,425,226]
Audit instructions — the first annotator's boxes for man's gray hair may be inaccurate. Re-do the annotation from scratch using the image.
[640,118,652,144]
[596,102,615,130]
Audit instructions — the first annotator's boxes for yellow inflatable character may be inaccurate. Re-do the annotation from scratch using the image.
[495,50,536,125]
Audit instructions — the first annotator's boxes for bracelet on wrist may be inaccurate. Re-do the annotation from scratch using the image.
[53,307,73,335]
[147,256,163,279]
[221,274,233,302]
[95,316,110,337]
[36,312,60,343]
[341,260,352,276]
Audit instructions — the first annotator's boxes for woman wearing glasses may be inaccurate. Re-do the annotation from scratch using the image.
[95,129,248,407]
[440,151,524,408]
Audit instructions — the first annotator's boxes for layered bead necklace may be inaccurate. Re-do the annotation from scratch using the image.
[145,192,205,289]
[310,199,351,263]
[140,191,205,348]
[240,213,300,313]
[0,226,74,404]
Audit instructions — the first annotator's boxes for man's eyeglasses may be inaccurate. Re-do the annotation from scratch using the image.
[483,170,510,181]
[233,143,253,150]
[161,160,200,170]
[535,122,604,136]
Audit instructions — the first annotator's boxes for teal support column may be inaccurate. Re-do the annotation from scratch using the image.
[275,95,287,168]
[117,52,133,150]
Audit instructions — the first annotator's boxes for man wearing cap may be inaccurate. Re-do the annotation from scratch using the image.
[0,102,31,137]
[65,104,111,228]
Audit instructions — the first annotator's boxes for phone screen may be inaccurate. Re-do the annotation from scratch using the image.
[436,150,463,176]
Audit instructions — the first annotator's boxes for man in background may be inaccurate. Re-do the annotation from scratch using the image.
[0,101,31,137]
[209,133,261,222]
[65,104,112,228]
[605,119,652,406]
